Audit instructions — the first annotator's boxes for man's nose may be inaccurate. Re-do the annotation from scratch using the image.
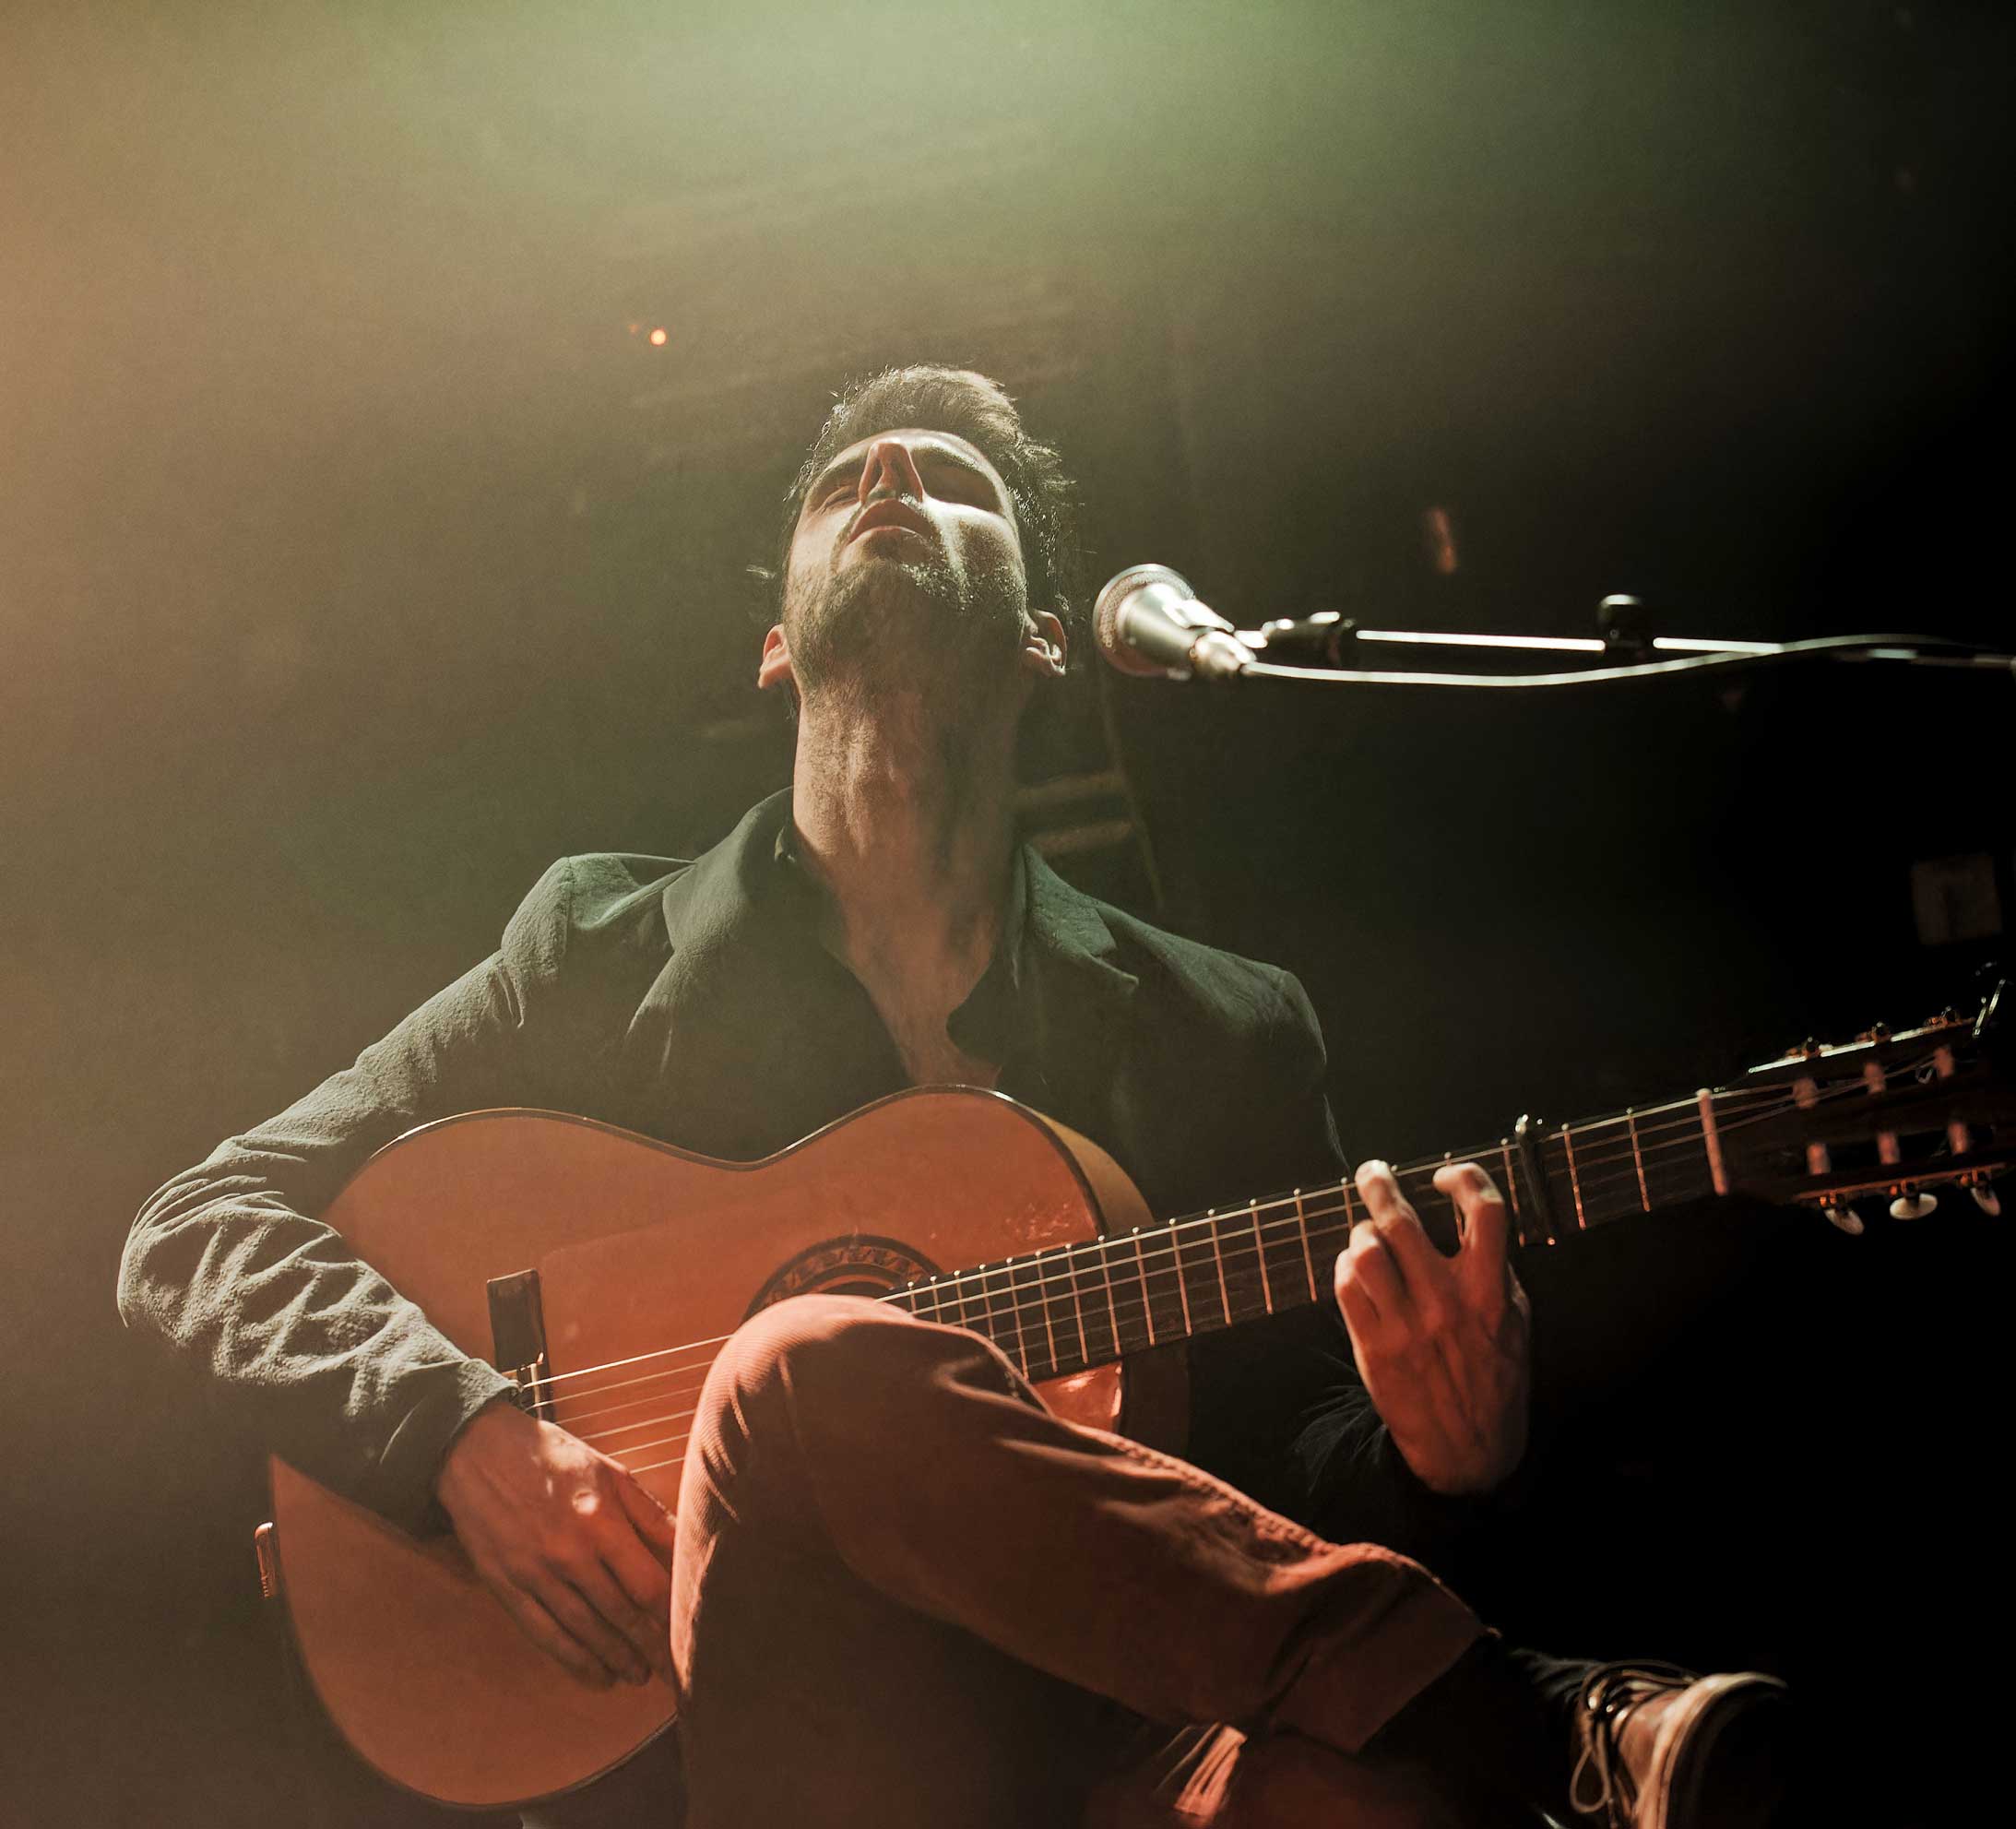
[859,437,925,503]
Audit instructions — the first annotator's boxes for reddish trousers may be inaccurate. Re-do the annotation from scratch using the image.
[669,1295,1484,1828]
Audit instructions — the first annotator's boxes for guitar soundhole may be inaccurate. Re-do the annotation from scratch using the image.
[746,1234,940,1317]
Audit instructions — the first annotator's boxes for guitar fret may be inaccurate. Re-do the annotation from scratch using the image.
[1025,1253,1058,1374]
[1626,1107,1651,1210]
[1132,1232,1157,1347]
[1097,1237,1124,1357]
[1695,1087,1729,1196]
[1499,1139,1524,1242]
[1512,1113,1560,1243]
[1208,1215,1233,1325]
[1065,1241,1104,1368]
[998,1260,1029,1374]
[1249,1201,1275,1314]
[1170,1219,1197,1340]
[1294,1190,1317,1302]
[1560,1123,1587,1230]
[1061,1245,1090,1369]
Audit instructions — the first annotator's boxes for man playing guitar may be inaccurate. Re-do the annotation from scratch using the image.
[122,366,1789,1827]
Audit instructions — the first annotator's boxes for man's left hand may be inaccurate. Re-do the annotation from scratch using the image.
[1333,1159,1532,1496]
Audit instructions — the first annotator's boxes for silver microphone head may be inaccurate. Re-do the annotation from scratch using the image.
[1094,564,1243,681]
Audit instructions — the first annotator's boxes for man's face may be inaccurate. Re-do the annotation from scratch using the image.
[772,427,1031,697]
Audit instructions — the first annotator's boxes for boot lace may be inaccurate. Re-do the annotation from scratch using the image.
[1569,1660,1695,1827]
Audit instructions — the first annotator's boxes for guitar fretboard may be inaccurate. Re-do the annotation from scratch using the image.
[880,1089,1741,1384]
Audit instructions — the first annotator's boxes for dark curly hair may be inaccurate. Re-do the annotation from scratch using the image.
[769,364,1085,653]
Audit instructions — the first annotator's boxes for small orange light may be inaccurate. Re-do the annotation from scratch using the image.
[648,327,668,346]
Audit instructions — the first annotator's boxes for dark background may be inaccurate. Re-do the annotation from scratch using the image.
[4,4,2010,1823]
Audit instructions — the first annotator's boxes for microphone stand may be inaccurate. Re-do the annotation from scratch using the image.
[1216,600,2016,691]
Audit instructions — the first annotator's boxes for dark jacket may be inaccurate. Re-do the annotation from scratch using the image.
[119,791,1458,1550]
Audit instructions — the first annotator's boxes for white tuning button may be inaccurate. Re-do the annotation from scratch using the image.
[1824,1205,1866,1235]
[1972,1185,2002,1217]
[1888,1190,1939,1221]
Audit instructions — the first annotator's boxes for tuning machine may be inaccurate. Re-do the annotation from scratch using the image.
[1823,1205,1866,1236]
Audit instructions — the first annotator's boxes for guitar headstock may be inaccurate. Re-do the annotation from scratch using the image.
[1729,979,2011,1231]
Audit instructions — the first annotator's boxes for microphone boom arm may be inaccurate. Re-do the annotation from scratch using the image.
[1231,632,2016,690]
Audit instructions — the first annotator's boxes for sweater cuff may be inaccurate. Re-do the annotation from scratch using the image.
[368,1358,518,1536]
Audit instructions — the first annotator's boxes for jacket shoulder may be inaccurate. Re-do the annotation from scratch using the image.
[504,851,689,947]
[1097,900,1311,1038]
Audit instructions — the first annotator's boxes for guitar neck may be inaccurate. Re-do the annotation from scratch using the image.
[883,996,2010,1384]
[881,1091,1732,1384]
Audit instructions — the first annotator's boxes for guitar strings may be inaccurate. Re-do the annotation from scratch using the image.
[572,1159,1640,1446]
[532,1054,1944,1419]
[1557,1064,1933,1200]
[550,1160,1729,1427]
[564,1061,1953,1461]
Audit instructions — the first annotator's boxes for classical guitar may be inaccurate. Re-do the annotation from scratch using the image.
[259,992,2010,1808]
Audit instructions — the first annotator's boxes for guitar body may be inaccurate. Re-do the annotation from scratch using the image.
[268,1090,1156,1810]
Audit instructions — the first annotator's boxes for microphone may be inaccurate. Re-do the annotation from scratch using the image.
[1093,564,1251,682]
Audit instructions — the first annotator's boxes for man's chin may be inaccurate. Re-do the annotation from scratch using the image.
[790,559,1024,690]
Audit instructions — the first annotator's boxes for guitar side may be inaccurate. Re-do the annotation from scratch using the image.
[267,1091,1152,1810]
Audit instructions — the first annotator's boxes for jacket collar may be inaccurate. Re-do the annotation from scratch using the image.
[654,790,797,959]
[658,787,1139,1006]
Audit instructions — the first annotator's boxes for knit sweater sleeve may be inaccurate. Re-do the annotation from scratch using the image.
[117,859,584,1532]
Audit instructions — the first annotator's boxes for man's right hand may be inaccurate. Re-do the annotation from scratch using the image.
[434,1398,677,1691]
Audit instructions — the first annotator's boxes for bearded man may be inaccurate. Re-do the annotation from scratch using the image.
[121,365,1787,1828]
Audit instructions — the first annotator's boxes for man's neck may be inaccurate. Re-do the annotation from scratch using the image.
[789,683,1020,1007]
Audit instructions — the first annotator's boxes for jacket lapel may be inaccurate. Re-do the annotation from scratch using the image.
[1014,847,1140,1136]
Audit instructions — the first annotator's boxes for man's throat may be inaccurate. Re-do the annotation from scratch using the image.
[886,1021,1001,1092]
[844,952,1002,1091]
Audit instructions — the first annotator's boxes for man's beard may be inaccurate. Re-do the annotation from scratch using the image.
[787,548,1024,703]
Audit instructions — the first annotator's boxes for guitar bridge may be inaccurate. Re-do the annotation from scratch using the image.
[486,1270,552,1420]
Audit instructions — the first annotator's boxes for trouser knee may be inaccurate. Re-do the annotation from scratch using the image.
[697,1292,926,1451]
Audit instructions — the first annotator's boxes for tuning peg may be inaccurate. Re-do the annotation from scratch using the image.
[1888,1189,1939,1221]
[1972,1184,2002,1217]
[1823,1205,1866,1236]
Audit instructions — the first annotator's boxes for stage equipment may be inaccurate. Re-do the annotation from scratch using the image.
[1092,569,2016,691]
[255,992,2006,1808]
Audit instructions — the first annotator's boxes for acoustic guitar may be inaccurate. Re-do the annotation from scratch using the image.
[257,991,2009,1808]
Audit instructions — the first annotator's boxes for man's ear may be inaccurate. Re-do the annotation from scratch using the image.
[1019,610,1069,681]
[757,624,796,693]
